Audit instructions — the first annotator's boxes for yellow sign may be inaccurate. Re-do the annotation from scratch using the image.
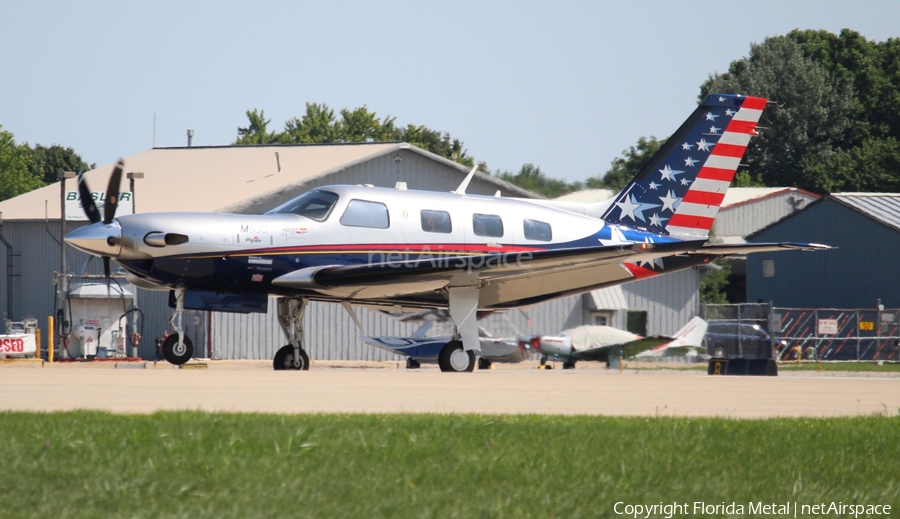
[859,321,874,331]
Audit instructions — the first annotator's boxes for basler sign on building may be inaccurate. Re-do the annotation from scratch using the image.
[65,191,133,221]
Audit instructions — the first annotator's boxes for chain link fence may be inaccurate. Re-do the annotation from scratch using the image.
[702,303,900,361]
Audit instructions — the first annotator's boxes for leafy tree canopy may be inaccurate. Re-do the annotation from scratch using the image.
[24,143,94,184]
[495,164,583,199]
[0,126,44,201]
[234,104,473,167]
[702,29,900,193]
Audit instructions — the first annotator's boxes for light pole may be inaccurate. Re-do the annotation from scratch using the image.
[58,171,77,360]
[126,172,144,214]
[125,172,144,358]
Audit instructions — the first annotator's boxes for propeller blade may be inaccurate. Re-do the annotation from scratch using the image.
[76,171,101,224]
[103,159,125,224]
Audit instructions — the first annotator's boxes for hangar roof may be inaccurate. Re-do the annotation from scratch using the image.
[0,142,537,220]
[720,187,820,209]
[831,193,900,232]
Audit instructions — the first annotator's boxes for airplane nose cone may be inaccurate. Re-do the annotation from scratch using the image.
[65,221,122,258]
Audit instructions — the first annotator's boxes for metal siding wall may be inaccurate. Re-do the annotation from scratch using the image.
[621,270,700,335]
[749,200,900,308]
[211,300,416,361]
[714,192,818,237]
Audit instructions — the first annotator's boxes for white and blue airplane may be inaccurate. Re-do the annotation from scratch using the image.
[65,94,830,372]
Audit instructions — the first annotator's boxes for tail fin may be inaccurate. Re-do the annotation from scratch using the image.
[663,316,708,349]
[642,317,709,356]
[602,94,766,238]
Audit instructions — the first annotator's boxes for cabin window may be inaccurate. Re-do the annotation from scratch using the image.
[340,199,390,229]
[523,219,552,241]
[266,190,339,221]
[473,214,503,238]
[421,210,452,234]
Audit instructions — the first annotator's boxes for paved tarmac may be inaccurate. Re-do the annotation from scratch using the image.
[2,360,899,417]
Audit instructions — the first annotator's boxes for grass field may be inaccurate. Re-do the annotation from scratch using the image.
[1,412,898,518]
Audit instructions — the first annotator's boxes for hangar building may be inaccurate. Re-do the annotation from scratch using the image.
[747,193,900,309]
[710,187,822,302]
[0,144,702,361]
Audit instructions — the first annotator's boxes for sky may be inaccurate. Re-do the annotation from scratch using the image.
[2,1,899,183]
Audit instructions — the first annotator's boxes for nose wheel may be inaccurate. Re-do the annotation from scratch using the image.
[162,334,193,365]
[273,344,310,370]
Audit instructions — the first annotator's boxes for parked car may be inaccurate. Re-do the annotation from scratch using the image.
[703,320,781,359]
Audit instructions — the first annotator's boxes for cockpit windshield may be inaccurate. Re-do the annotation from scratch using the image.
[266,190,339,221]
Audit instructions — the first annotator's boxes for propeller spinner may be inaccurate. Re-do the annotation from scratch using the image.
[66,159,126,285]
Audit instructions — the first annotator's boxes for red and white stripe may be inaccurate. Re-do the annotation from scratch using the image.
[665,96,766,237]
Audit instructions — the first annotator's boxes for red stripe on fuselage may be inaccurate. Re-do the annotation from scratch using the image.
[235,242,545,256]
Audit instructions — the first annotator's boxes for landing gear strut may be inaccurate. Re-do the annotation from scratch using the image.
[274,298,310,371]
[163,288,192,365]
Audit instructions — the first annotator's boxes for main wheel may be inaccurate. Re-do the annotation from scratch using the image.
[162,334,193,365]
[438,341,475,372]
[273,344,310,370]
[406,357,421,369]
[477,357,492,370]
[562,360,576,370]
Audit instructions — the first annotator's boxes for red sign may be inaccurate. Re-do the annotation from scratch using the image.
[0,334,36,355]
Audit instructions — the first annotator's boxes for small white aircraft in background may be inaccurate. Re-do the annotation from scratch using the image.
[362,315,707,370]
[532,316,708,369]
[65,94,829,372]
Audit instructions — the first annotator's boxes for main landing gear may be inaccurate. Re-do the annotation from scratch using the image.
[438,340,475,372]
[274,298,310,371]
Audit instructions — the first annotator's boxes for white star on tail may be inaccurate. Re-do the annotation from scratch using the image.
[658,164,685,181]
[615,194,660,222]
[659,190,679,213]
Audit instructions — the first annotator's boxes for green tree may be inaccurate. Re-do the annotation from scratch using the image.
[586,136,666,191]
[235,103,476,167]
[495,164,582,198]
[341,106,396,142]
[283,103,342,144]
[802,136,900,193]
[701,36,855,192]
[235,109,281,145]
[394,124,474,167]
[0,126,44,201]
[700,259,731,304]
[24,143,93,184]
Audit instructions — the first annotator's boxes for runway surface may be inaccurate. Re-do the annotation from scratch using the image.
[2,360,899,417]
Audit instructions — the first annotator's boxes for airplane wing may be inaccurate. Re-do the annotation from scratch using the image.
[272,240,702,304]
[696,242,833,255]
[570,337,673,362]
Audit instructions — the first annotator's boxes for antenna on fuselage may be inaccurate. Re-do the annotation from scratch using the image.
[453,165,479,195]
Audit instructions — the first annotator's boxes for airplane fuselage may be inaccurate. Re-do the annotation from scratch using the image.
[67,184,687,309]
